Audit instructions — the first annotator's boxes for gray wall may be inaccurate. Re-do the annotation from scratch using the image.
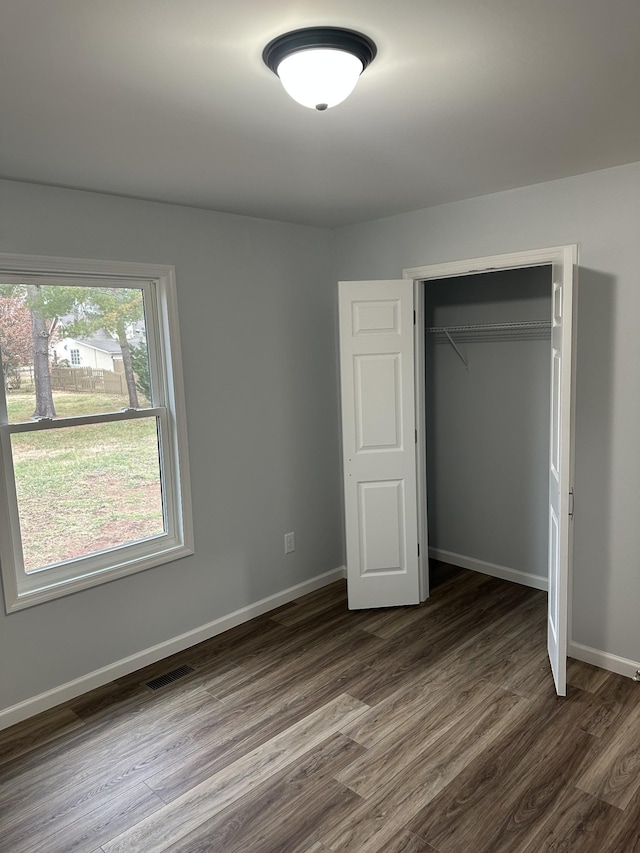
[425,269,551,581]
[334,161,640,666]
[2,158,639,714]
[0,179,341,713]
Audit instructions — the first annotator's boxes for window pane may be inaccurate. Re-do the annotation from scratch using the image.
[11,418,165,572]
[0,284,152,422]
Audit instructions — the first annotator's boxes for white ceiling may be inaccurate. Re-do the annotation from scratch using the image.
[1,1,639,228]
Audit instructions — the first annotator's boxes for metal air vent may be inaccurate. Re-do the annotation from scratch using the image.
[144,664,195,692]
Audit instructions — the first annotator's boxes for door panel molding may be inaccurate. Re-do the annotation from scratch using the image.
[339,280,420,609]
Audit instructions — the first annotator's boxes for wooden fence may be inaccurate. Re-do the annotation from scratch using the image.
[50,366,127,396]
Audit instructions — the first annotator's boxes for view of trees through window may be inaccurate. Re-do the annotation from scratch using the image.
[0,283,165,572]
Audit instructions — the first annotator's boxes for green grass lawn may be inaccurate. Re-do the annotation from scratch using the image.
[7,388,151,421]
[8,391,164,571]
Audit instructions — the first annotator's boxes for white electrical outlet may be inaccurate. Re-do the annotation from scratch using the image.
[284,532,295,554]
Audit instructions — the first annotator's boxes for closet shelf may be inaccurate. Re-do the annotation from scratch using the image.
[427,320,551,335]
[427,321,551,369]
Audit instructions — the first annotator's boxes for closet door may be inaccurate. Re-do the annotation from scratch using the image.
[548,246,576,696]
[339,280,420,609]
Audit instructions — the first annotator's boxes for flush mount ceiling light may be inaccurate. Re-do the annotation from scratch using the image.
[263,27,377,111]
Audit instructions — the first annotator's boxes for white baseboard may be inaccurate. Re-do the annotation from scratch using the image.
[569,641,640,679]
[428,547,548,592]
[0,566,346,733]
[430,549,639,679]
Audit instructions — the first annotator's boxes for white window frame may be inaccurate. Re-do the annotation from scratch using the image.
[69,347,81,365]
[0,254,194,612]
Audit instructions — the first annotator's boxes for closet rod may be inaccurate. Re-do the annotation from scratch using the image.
[428,320,551,369]
[427,320,551,334]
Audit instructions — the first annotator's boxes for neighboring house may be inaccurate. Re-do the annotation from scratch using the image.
[52,328,145,372]
[53,333,123,372]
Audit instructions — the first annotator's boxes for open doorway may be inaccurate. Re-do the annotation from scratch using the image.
[423,267,552,593]
[338,245,576,695]
[408,244,576,694]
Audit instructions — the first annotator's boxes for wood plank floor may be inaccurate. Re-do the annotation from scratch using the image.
[1,564,639,852]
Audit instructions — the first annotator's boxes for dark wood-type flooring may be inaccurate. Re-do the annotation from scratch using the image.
[1,564,639,852]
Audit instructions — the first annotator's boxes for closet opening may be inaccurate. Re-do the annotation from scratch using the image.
[422,267,552,597]
[338,244,575,693]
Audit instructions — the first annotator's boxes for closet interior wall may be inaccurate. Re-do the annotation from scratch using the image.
[425,267,552,587]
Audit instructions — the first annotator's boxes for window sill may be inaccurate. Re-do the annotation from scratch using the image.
[5,541,194,612]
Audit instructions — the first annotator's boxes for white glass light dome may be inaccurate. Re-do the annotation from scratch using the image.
[277,49,363,111]
[263,27,376,112]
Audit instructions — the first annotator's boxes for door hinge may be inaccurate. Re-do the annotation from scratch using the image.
[415,429,418,444]
[417,543,420,557]
[413,310,416,325]
[568,487,575,519]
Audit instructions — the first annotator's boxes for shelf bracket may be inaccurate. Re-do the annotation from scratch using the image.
[443,330,469,370]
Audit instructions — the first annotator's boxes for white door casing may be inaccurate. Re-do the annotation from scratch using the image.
[404,245,576,697]
[338,280,420,609]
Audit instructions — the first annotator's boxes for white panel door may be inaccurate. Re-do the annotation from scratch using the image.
[548,247,576,696]
[339,280,420,609]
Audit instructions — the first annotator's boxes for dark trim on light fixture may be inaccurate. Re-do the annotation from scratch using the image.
[262,26,377,76]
